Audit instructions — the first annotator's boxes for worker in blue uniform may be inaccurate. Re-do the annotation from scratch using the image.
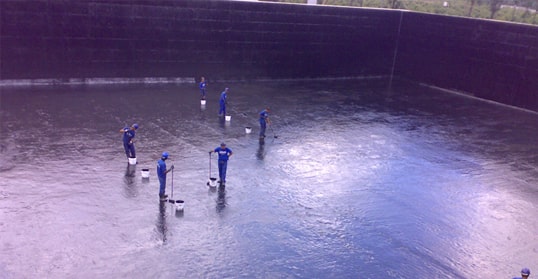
[219,88,228,117]
[199,76,207,100]
[513,268,531,279]
[157,152,174,201]
[120,123,138,159]
[209,143,233,186]
[259,108,271,139]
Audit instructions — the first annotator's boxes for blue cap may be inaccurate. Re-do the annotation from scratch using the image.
[220,142,226,146]
[522,268,530,276]
[132,123,139,129]
[162,152,169,159]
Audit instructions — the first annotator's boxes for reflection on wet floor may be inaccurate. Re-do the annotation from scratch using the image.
[216,186,227,213]
[0,80,536,278]
[156,201,168,244]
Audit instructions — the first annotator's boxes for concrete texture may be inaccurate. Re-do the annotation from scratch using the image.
[0,80,537,278]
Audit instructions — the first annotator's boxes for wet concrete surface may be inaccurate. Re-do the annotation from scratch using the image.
[0,80,537,278]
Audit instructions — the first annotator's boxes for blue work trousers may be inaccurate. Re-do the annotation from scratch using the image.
[259,120,267,137]
[123,141,136,158]
[218,160,228,183]
[159,176,166,196]
[219,102,226,116]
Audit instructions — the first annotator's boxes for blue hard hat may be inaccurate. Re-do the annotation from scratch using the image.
[132,123,139,129]
[522,268,530,276]
[162,152,169,159]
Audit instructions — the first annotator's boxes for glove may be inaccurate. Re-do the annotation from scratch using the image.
[170,165,174,170]
[209,151,212,154]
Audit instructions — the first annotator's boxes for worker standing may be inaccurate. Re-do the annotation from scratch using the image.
[209,143,232,186]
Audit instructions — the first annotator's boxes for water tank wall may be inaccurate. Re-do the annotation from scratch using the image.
[0,0,400,80]
[1,0,537,111]
[395,12,538,111]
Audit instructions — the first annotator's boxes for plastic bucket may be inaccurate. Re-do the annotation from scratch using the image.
[141,168,150,178]
[200,99,206,105]
[208,177,218,187]
[128,157,137,165]
[175,200,185,211]
[225,115,231,121]
[245,127,252,134]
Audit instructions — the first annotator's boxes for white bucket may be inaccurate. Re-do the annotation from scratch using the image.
[175,200,185,211]
[245,127,252,134]
[225,115,231,121]
[200,99,206,105]
[141,168,150,178]
[128,157,137,165]
[208,177,218,187]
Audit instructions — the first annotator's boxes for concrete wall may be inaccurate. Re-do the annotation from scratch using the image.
[395,12,538,111]
[1,0,537,111]
[0,0,400,80]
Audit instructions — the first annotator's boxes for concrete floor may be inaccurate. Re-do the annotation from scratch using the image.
[0,79,536,278]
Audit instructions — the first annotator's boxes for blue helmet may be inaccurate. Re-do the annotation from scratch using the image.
[162,152,169,159]
[522,268,530,276]
[132,123,139,129]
